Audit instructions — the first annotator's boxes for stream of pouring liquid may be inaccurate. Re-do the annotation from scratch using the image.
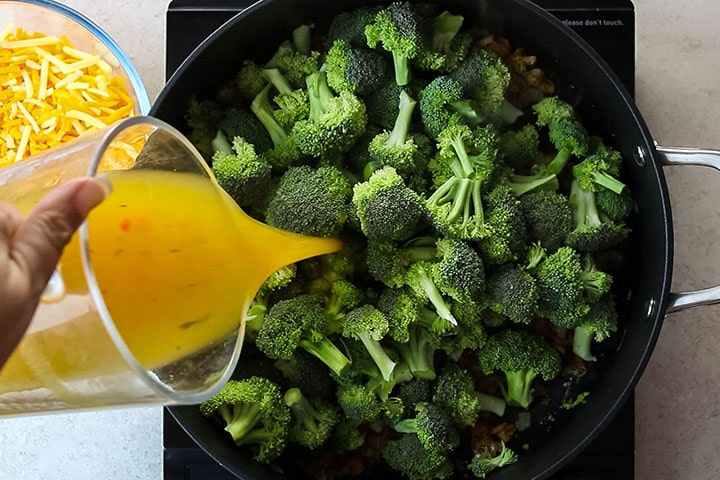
[0,169,341,393]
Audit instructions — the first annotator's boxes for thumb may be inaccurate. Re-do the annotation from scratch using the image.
[12,176,111,292]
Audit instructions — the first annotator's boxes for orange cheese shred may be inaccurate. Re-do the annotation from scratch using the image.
[0,23,137,165]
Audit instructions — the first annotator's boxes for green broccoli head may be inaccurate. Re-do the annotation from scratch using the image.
[485,264,539,325]
[326,39,391,95]
[266,164,352,237]
[394,401,460,454]
[433,238,485,303]
[479,185,529,265]
[534,246,591,329]
[340,304,397,382]
[432,367,506,427]
[478,329,562,409]
[198,377,291,463]
[292,71,368,158]
[365,2,425,86]
[468,442,519,478]
[519,190,574,253]
[255,294,351,376]
[383,433,454,480]
[352,166,427,242]
[284,387,339,449]
[211,135,272,208]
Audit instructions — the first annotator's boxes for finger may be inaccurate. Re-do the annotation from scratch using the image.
[10,176,111,294]
[0,203,24,258]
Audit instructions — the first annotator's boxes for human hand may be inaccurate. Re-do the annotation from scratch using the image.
[0,177,110,368]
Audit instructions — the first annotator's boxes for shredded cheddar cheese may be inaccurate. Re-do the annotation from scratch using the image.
[0,23,137,168]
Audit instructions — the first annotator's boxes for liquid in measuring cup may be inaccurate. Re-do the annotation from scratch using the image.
[0,168,342,407]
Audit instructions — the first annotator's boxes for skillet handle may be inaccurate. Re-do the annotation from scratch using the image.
[656,145,720,314]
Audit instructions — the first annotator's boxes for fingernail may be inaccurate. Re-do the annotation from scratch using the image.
[75,176,111,215]
[94,174,113,197]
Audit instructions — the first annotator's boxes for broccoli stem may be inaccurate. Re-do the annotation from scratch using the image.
[397,326,436,380]
[299,337,352,376]
[507,172,559,196]
[414,270,457,327]
[306,71,335,121]
[494,100,524,125]
[449,133,477,177]
[386,90,416,147]
[432,12,464,53]
[503,369,537,409]
[592,171,626,195]
[357,333,397,382]
[572,325,595,362]
[547,148,572,175]
[392,52,411,86]
[211,130,233,155]
[476,392,507,417]
[292,24,312,55]
[263,68,294,96]
[224,403,262,442]
[394,418,419,434]
[250,85,290,147]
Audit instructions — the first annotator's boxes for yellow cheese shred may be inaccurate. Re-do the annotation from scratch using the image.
[0,23,137,166]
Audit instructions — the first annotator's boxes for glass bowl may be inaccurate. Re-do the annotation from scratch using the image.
[0,0,150,116]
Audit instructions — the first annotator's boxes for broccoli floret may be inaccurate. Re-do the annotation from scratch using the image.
[327,6,383,47]
[326,39,390,95]
[235,60,267,101]
[572,141,627,194]
[415,10,471,72]
[291,71,368,158]
[519,190,574,252]
[377,287,441,380]
[468,442,519,478]
[425,124,500,240]
[534,246,590,329]
[433,367,506,426]
[395,402,460,454]
[405,260,458,332]
[579,255,613,301]
[262,68,310,129]
[331,418,366,453]
[448,48,523,125]
[499,123,540,170]
[324,278,366,324]
[434,238,485,303]
[595,187,635,222]
[336,383,383,422]
[216,107,273,153]
[211,134,272,208]
[532,95,575,128]
[250,84,300,170]
[284,387,339,449]
[417,75,473,140]
[397,378,433,412]
[532,96,589,175]
[366,237,437,288]
[274,349,336,401]
[267,40,321,89]
[244,264,298,339]
[485,264,538,325]
[185,96,224,159]
[198,377,291,463]
[255,295,352,376]
[365,2,424,86]
[478,329,561,409]
[443,299,489,358]
[266,164,351,237]
[545,117,591,174]
[352,166,427,242]
[479,185,529,265]
[566,179,629,253]
[383,433,454,480]
[366,90,429,180]
[340,304,397,382]
[572,294,619,362]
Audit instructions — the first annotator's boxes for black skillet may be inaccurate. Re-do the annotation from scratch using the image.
[150,0,720,478]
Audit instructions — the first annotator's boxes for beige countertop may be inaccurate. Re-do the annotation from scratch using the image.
[0,1,719,479]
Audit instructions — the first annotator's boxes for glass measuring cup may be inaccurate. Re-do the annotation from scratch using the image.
[0,116,341,416]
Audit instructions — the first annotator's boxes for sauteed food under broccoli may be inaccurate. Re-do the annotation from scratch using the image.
[185,2,635,479]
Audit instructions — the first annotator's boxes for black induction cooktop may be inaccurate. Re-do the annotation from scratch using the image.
[162,1,636,478]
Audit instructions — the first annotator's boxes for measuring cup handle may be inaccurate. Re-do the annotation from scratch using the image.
[657,145,720,314]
